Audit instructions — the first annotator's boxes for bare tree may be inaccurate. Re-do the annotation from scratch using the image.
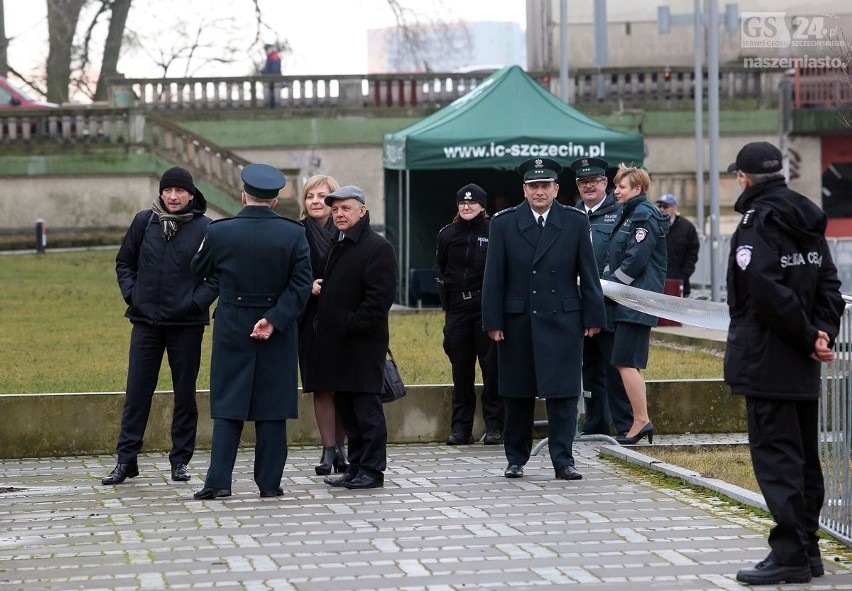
[0,0,8,76]
[46,0,84,103]
[93,0,131,100]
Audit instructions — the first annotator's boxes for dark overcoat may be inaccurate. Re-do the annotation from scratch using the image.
[191,206,312,420]
[312,214,397,394]
[482,200,606,399]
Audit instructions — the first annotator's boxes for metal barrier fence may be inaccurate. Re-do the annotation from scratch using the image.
[820,296,852,546]
[691,236,852,298]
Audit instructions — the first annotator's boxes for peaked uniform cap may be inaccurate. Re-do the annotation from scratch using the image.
[518,157,562,183]
[241,163,286,200]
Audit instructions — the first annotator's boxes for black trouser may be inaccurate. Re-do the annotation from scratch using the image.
[334,391,387,478]
[443,294,503,436]
[204,418,288,492]
[746,397,822,566]
[503,397,578,471]
[116,323,203,465]
[581,331,632,435]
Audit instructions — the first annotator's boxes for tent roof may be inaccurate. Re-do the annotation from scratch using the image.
[383,65,644,171]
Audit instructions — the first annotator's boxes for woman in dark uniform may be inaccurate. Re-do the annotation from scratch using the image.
[298,174,347,474]
[436,183,503,445]
[603,165,669,445]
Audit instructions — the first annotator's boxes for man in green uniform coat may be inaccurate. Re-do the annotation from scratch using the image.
[191,164,312,499]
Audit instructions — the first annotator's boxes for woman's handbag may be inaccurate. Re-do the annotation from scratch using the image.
[381,348,407,403]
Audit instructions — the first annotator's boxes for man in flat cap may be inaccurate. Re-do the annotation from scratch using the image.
[191,163,312,500]
[725,142,844,585]
[437,183,503,446]
[482,157,606,481]
[311,186,397,490]
[568,157,632,439]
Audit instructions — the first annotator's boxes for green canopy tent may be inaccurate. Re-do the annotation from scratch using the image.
[382,65,645,305]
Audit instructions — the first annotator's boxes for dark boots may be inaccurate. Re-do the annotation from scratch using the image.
[315,445,349,476]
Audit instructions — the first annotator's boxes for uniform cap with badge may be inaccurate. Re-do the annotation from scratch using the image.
[568,157,609,179]
[241,163,286,200]
[324,185,366,206]
[727,141,783,174]
[456,183,487,207]
[518,157,562,183]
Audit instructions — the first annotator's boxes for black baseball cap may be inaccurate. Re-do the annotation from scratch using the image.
[727,142,783,174]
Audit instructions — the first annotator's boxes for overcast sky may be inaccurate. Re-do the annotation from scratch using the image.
[4,0,527,80]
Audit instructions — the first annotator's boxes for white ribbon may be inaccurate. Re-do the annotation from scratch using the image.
[600,279,731,331]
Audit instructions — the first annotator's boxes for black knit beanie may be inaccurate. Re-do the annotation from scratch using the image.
[159,167,196,195]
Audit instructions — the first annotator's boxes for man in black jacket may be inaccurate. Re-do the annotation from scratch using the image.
[102,167,219,486]
[725,142,845,585]
[312,186,397,490]
[655,194,699,296]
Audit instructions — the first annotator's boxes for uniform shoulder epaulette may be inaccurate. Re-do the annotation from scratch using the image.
[741,208,757,227]
[437,222,453,234]
[631,206,652,221]
[564,204,585,216]
[208,217,231,225]
[492,206,517,218]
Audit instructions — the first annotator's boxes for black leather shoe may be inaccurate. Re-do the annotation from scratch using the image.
[324,472,356,487]
[342,473,384,489]
[504,464,524,478]
[171,463,191,482]
[736,558,811,585]
[259,488,284,498]
[101,463,139,485]
[193,487,231,500]
[446,432,475,445]
[483,431,503,445]
[555,465,583,480]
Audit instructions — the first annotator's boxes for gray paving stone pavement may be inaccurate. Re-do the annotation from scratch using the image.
[2,435,852,590]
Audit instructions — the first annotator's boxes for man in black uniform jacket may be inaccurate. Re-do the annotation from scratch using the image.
[725,142,844,585]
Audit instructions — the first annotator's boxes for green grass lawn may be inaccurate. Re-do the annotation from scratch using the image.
[0,249,723,394]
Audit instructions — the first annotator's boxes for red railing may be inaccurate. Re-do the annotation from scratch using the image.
[794,67,852,109]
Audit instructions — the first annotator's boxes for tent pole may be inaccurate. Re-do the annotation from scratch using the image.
[404,169,411,307]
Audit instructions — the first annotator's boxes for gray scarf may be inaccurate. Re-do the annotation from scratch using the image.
[150,197,194,240]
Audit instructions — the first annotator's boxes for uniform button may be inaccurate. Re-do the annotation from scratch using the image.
[237,296,242,301]
[532,310,538,315]
[532,290,537,294]
[532,270,537,275]
[551,289,555,293]
[552,310,557,314]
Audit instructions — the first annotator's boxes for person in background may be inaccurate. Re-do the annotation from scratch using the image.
[298,174,348,475]
[655,194,700,297]
[190,164,312,500]
[103,167,218,486]
[482,157,605,481]
[261,44,282,74]
[725,141,844,586]
[312,186,397,490]
[602,164,668,446]
[569,157,632,438]
[436,183,503,446]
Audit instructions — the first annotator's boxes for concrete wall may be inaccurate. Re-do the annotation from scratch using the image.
[0,380,743,459]
[6,175,158,228]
